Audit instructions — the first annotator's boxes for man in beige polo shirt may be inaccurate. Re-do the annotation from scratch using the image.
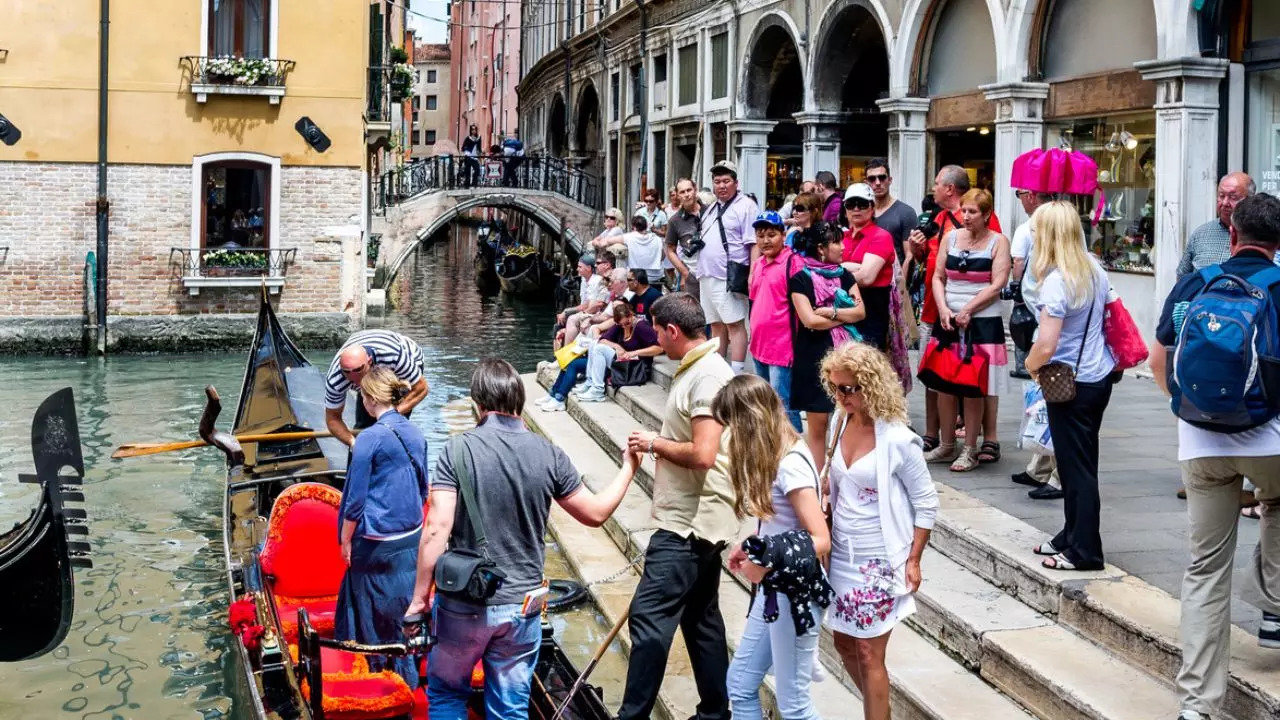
[621,291,737,720]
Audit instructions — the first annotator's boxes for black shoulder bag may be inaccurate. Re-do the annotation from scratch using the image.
[423,435,506,602]
[718,196,751,295]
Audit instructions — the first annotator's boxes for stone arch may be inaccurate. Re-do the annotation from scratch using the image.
[739,12,806,120]
[547,92,568,158]
[381,193,585,288]
[575,81,601,155]
[809,1,892,113]
[896,0,1005,96]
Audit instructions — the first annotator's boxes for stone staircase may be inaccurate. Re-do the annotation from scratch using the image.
[521,358,1280,720]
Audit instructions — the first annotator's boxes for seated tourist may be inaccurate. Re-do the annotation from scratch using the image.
[567,266,628,346]
[627,269,664,324]
[555,253,611,350]
[591,208,626,250]
[539,302,661,410]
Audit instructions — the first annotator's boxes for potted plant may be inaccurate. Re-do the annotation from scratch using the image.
[389,63,415,102]
[202,248,269,276]
[203,57,277,86]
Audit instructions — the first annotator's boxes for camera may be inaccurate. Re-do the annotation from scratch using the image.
[682,232,706,259]
[402,613,437,653]
[1000,281,1022,302]
[916,212,940,240]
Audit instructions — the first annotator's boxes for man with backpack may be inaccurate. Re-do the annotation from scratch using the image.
[1149,193,1280,720]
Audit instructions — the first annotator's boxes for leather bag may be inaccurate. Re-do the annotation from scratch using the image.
[1038,299,1096,404]
[609,358,651,387]
[716,196,751,295]
[433,436,506,602]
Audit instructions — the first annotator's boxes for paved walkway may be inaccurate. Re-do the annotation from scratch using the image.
[906,369,1267,631]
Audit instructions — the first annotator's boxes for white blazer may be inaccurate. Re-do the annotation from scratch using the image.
[828,417,940,570]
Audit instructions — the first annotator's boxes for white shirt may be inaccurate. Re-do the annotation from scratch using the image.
[1178,418,1280,462]
[625,231,664,276]
[579,274,608,306]
[759,442,820,537]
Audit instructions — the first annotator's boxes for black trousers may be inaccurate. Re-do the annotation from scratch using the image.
[1047,378,1114,569]
[618,530,730,720]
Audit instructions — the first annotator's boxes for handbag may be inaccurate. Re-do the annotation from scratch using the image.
[1009,302,1038,353]
[916,330,989,398]
[716,196,751,295]
[1102,288,1148,371]
[432,436,506,603]
[1038,298,1095,403]
[609,358,651,387]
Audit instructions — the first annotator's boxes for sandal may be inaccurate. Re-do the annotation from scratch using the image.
[921,434,939,452]
[1033,541,1060,556]
[950,445,979,472]
[1042,553,1077,571]
[977,441,1001,463]
[1242,505,1263,520]
[924,443,959,464]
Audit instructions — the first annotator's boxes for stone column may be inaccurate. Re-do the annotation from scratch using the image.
[793,111,846,181]
[727,119,777,206]
[980,82,1050,227]
[876,97,931,213]
[1135,57,1229,317]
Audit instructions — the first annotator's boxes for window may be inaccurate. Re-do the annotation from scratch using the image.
[209,0,270,58]
[710,32,729,99]
[611,72,620,120]
[629,63,642,115]
[427,69,438,83]
[426,130,438,145]
[426,95,438,110]
[202,161,270,249]
[677,44,697,106]
[653,53,668,84]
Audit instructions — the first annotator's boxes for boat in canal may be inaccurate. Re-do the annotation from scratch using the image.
[213,296,611,720]
[0,388,91,663]
[474,222,501,290]
[497,243,552,297]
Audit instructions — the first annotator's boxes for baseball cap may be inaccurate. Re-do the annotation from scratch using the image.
[752,210,785,230]
[844,183,874,203]
[710,160,738,178]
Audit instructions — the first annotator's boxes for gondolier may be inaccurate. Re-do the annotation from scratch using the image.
[324,330,429,447]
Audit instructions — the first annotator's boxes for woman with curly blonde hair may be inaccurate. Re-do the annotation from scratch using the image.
[818,343,938,720]
[713,374,831,720]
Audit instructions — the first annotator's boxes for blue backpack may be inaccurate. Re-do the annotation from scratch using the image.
[1169,265,1280,432]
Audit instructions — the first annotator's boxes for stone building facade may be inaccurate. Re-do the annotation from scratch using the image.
[0,0,378,353]
[412,44,453,155]
[449,0,521,147]
[518,0,1280,339]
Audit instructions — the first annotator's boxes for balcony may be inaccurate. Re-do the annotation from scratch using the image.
[366,66,392,140]
[169,247,296,296]
[182,56,296,105]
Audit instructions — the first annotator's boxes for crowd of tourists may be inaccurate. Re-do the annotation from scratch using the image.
[310,156,1280,720]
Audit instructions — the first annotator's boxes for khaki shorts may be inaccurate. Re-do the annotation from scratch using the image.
[699,276,748,325]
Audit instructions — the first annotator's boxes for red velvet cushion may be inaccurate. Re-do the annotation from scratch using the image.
[260,484,346,599]
[276,596,337,644]
[292,645,415,720]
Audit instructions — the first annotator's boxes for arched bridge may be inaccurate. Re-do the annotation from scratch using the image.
[373,156,601,288]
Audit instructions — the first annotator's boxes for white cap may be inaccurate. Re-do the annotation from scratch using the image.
[844,183,874,203]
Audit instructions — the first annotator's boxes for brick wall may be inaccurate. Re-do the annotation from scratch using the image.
[0,162,364,319]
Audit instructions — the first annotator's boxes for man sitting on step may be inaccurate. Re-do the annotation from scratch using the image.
[621,292,737,720]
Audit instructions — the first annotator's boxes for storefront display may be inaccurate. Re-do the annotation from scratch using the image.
[766,156,803,210]
[1044,114,1156,275]
[1247,67,1280,198]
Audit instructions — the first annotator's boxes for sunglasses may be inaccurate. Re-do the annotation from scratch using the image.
[1015,190,1032,199]
[825,382,863,397]
[865,174,889,183]
[957,248,973,272]
[844,199,873,210]
[793,205,809,212]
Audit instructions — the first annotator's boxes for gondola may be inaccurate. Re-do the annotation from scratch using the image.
[0,388,91,662]
[474,223,500,290]
[497,244,551,297]
[215,296,612,720]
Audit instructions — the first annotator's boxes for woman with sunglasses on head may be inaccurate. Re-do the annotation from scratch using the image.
[785,191,821,249]
[789,222,865,474]
[716,375,831,720]
[820,342,938,720]
[922,188,1011,472]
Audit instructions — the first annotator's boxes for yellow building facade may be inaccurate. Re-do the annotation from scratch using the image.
[0,0,380,352]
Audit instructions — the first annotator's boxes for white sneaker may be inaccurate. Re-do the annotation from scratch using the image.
[1178,711,1209,720]
[572,384,595,397]
[543,399,566,412]
[578,388,607,403]
[535,395,557,407]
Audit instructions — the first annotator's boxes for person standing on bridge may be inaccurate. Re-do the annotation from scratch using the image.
[324,330,430,448]
[460,124,482,188]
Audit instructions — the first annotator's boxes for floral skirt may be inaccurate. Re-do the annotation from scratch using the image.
[824,552,915,639]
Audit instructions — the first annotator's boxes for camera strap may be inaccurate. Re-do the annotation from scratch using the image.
[447,435,491,559]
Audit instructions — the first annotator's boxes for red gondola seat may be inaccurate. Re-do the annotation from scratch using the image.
[259,483,347,643]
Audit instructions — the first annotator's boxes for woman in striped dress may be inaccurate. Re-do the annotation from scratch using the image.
[922,189,1011,472]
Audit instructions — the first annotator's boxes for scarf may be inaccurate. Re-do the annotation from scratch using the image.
[799,255,857,347]
[886,255,914,393]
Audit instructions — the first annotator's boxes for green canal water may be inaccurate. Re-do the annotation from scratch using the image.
[0,226,629,719]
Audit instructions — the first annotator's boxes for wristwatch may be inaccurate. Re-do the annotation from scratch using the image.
[647,437,659,460]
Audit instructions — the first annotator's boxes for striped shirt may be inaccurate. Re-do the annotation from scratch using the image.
[324,330,425,409]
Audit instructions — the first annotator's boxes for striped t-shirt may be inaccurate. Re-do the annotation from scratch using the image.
[324,330,425,409]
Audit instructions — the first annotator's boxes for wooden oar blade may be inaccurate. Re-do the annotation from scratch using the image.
[111,439,206,459]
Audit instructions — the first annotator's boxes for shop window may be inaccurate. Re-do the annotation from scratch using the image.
[1248,68,1280,197]
[209,0,270,58]
[426,95,438,110]
[710,32,729,100]
[1045,114,1157,274]
[202,161,270,249]
[427,69,437,83]
[678,44,697,106]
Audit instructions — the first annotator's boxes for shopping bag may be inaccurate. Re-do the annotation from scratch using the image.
[916,332,989,398]
[1103,288,1149,371]
[1019,382,1054,455]
[554,342,586,370]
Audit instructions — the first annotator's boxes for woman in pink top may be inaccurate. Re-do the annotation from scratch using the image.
[749,211,803,431]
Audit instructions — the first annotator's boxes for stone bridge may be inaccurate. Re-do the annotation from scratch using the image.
[374,186,600,289]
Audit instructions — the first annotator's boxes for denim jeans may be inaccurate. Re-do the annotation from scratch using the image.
[727,590,821,720]
[427,595,543,720]
[753,360,803,433]
[550,356,588,400]
[584,343,617,391]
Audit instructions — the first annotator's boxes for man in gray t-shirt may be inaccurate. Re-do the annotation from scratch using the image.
[408,359,638,718]
[866,158,917,261]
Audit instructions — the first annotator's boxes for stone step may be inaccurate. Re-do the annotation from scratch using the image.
[521,375,864,720]
[529,371,1034,720]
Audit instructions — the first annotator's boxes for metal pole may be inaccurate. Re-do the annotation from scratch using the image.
[95,0,110,356]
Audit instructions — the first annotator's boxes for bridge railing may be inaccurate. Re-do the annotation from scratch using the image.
[375,155,600,212]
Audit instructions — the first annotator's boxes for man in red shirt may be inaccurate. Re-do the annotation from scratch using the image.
[905,166,1001,448]
[840,183,896,349]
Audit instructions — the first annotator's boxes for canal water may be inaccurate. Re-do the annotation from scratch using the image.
[0,225,629,719]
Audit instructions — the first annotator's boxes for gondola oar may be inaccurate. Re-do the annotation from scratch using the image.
[112,430,340,459]
[549,606,630,720]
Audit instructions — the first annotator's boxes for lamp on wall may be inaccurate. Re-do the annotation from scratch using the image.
[0,113,21,146]
[1118,130,1138,151]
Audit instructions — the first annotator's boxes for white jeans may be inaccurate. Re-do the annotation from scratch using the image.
[727,590,822,720]
[584,343,616,390]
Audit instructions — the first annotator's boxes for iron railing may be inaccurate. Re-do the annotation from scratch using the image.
[375,155,600,211]
[367,66,391,124]
[169,247,297,279]
[181,56,296,87]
